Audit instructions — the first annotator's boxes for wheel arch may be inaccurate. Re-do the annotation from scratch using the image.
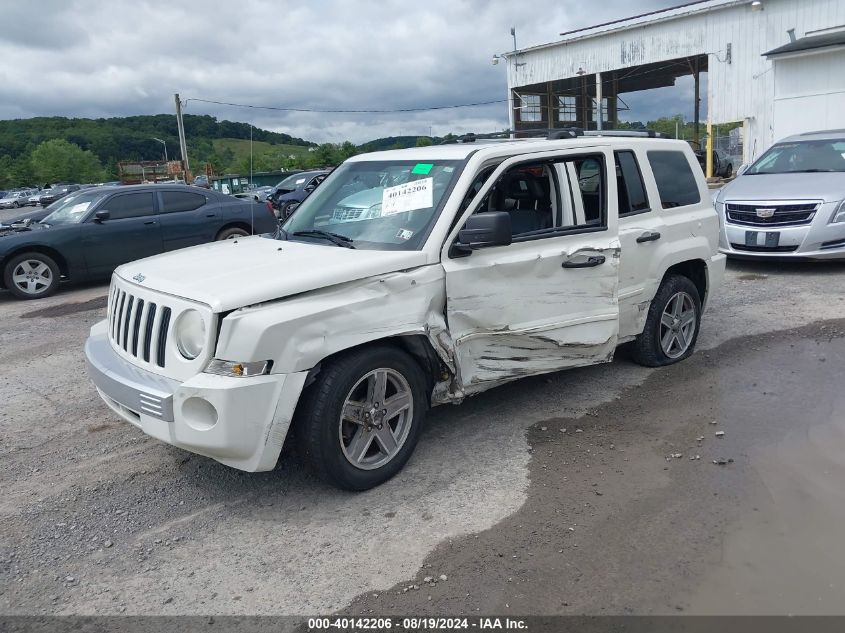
[663,258,707,305]
[216,222,253,239]
[1,245,70,282]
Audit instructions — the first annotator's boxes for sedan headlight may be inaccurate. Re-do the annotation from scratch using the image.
[174,309,206,360]
[832,199,845,223]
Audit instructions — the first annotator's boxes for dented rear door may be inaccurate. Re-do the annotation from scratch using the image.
[441,147,620,394]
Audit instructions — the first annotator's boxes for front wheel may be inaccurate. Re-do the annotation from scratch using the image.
[279,200,300,220]
[631,274,702,367]
[3,252,61,300]
[294,346,428,490]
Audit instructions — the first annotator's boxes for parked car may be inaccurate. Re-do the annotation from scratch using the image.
[26,190,44,206]
[268,169,331,219]
[234,185,274,202]
[690,143,733,178]
[193,175,211,189]
[715,129,845,259]
[85,134,725,489]
[0,191,33,209]
[38,184,80,206]
[0,184,278,299]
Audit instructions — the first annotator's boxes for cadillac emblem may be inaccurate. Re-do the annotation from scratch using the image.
[755,208,776,218]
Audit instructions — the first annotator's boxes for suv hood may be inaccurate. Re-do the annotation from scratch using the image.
[116,236,429,312]
[718,172,845,203]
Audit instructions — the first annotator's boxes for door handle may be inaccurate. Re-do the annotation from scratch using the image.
[561,254,606,269]
[144,220,157,225]
[205,213,215,217]
[636,230,661,243]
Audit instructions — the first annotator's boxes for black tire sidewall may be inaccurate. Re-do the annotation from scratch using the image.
[634,275,702,367]
[3,252,60,300]
[280,201,299,220]
[298,347,428,490]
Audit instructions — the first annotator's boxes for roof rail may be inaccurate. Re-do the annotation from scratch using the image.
[583,129,669,138]
[437,127,669,144]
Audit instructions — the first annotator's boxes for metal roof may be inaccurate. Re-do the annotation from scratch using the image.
[763,30,845,57]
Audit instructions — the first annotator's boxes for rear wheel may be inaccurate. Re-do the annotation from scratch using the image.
[631,274,701,367]
[294,346,428,490]
[3,252,61,300]
[216,226,250,240]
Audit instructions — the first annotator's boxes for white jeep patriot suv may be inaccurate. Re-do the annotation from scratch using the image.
[85,133,725,489]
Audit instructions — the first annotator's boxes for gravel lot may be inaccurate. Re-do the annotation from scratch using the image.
[1,258,844,616]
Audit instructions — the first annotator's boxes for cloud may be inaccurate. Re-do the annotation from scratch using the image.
[0,0,679,143]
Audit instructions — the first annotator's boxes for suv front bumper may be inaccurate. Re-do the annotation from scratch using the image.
[84,320,308,472]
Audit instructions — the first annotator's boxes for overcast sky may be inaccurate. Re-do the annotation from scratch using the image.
[0,0,689,144]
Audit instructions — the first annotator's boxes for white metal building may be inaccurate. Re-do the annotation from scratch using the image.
[504,0,845,167]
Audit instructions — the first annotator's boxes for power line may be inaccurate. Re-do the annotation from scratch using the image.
[183,97,508,114]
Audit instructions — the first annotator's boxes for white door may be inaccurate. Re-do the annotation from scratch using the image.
[441,147,620,395]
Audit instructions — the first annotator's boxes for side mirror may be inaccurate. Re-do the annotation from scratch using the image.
[736,163,749,176]
[457,211,512,250]
[94,210,110,222]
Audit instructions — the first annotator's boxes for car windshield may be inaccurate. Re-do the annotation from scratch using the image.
[42,190,109,225]
[282,159,462,250]
[275,173,314,190]
[747,140,845,174]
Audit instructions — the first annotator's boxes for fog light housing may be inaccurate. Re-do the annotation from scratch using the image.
[205,359,272,377]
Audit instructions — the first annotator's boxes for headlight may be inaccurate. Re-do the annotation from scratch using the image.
[363,202,382,219]
[174,309,206,360]
[204,359,271,377]
[832,200,845,223]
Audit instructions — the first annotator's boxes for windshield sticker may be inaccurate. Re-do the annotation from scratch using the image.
[381,177,433,215]
[69,202,91,215]
[295,178,306,185]
[411,163,434,175]
[396,228,414,241]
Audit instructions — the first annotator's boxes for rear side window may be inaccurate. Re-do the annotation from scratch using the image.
[647,151,701,209]
[615,151,650,216]
[160,191,207,213]
[104,192,155,219]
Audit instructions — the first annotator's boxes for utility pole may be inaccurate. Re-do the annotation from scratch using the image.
[174,93,190,180]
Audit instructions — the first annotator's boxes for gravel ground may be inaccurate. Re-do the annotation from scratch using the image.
[1,257,844,616]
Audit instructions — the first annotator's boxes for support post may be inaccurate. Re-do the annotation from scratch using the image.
[693,58,700,146]
[706,120,714,179]
[595,72,603,131]
[174,93,190,180]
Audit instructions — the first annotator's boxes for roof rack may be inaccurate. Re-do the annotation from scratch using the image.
[438,127,668,144]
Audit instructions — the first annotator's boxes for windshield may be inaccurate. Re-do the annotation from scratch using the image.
[281,159,462,250]
[747,140,845,174]
[275,173,312,191]
[42,190,109,225]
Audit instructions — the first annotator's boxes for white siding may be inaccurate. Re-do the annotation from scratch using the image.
[509,0,845,162]
[772,47,845,139]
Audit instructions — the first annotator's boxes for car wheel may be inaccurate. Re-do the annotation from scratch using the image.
[216,226,250,240]
[279,200,300,220]
[3,252,61,300]
[13,201,19,208]
[295,345,428,490]
[725,163,733,177]
[631,274,701,367]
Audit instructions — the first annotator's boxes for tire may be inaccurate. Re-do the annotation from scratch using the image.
[294,345,428,490]
[725,163,733,177]
[631,274,702,367]
[3,252,61,300]
[279,200,300,221]
[216,226,250,240]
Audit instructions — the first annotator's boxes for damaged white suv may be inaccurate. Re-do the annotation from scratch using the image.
[85,133,725,489]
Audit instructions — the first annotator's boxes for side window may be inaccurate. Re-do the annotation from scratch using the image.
[103,192,155,220]
[160,191,207,214]
[615,151,650,217]
[474,154,607,239]
[647,150,701,209]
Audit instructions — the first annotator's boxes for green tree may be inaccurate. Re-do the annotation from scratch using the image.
[415,136,433,147]
[30,139,105,184]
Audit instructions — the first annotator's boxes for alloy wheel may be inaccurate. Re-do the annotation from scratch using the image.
[12,259,53,296]
[659,291,697,359]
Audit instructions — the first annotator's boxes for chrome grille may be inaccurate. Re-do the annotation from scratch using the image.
[108,285,172,368]
[725,202,818,227]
